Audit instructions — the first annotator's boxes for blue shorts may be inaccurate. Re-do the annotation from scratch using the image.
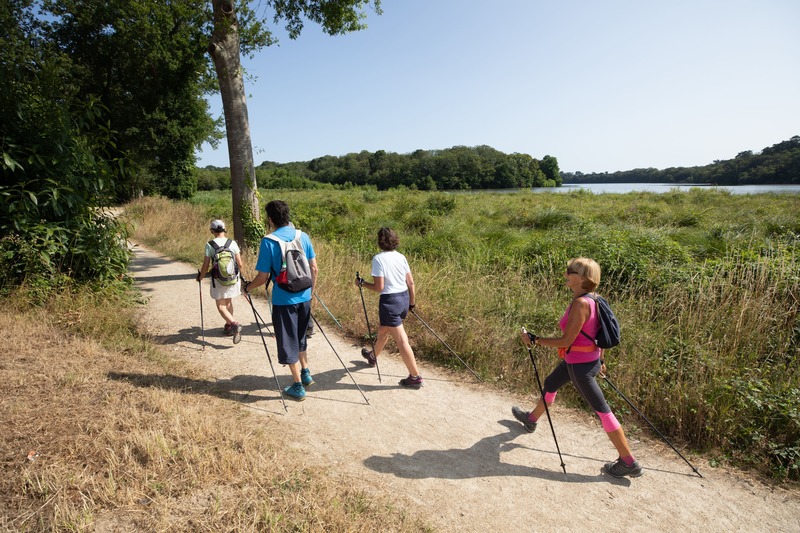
[379,291,409,327]
[272,301,311,365]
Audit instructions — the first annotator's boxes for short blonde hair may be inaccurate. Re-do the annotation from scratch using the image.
[567,257,601,292]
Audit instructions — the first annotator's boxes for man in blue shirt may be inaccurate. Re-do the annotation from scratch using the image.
[245,200,318,401]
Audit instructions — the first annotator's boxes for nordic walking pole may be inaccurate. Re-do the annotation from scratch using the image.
[356,272,381,383]
[411,309,481,382]
[522,328,567,475]
[244,289,287,412]
[314,293,344,329]
[311,313,370,405]
[600,372,702,478]
[197,270,205,350]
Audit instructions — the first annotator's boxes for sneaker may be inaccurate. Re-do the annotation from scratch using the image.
[223,323,233,336]
[361,348,376,366]
[306,324,314,337]
[301,367,314,387]
[399,374,423,389]
[511,406,538,433]
[603,457,643,478]
[232,322,242,344]
[283,382,306,401]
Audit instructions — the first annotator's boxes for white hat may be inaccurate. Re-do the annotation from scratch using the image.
[210,219,226,231]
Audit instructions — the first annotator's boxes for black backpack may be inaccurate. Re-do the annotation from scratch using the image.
[265,230,313,293]
[579,293,621,349]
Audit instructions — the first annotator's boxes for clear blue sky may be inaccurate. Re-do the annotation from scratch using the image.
[196,0,800,173]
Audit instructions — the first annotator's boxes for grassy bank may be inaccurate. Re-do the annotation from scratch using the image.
[126,188,800,481]
[0,288,429,531]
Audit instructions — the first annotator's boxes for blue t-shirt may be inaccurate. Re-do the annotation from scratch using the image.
[255,225,316,305]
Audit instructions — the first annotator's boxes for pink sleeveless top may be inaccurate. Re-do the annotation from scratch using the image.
[558,295,601,364]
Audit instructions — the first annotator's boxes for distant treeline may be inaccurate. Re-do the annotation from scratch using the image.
[562,136,800,185]
[197,145,561,191]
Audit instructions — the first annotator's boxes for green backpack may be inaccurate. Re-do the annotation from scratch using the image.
[209,239,239,287]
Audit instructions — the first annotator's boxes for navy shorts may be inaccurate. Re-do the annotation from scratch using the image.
[379,291,409,327]
[272,301,311,365]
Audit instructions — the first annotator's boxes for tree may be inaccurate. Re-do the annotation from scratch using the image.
[540,155,561,185]
[42,0,219,201]
[207,0,381,248]
[1,1,130,291]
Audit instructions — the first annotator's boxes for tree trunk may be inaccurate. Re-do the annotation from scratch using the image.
[207,0,259,249]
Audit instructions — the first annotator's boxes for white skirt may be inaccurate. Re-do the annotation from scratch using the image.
[210,277,241,300]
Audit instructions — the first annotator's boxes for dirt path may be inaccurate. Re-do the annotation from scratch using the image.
[130,242,799,532]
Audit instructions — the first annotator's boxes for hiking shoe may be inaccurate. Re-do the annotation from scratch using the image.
[603,457,643,478]
[223,323,233,336]
[232,322,242,344]
[301,367,314,387]
[283,382,306,401]
[399,375,423,389]
[361,348,376,366]
[511,406,538,433]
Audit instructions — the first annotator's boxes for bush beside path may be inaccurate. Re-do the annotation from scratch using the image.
[131,242,799,532]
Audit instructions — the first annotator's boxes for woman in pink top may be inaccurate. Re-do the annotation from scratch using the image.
[511,257,642,478]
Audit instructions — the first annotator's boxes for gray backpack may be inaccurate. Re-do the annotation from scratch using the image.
[266,230,312,293]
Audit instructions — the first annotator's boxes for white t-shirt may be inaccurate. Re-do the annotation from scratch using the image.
[371,250,411,295]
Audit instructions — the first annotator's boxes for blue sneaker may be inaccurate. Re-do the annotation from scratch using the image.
[301,368,314,387]
[283,382,306,401]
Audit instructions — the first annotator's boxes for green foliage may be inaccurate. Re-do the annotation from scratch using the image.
[562,136,800,185]
[0,4,131,295]
[41,0,219,201]
[240,195,266,248]
[245,147,558,191]
[722,378,800,479]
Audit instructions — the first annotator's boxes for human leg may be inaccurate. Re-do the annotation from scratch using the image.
[371,326,391,357]
[512,360,570,429]
[568,360,641,476]
[387,324,419,376]
[215,297,235,324]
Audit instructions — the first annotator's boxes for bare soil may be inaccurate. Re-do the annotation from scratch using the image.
[131,242,800,533]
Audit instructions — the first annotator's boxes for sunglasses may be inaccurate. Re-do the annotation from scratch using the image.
[566,268,579,275]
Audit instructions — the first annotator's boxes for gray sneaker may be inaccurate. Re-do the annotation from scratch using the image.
[511,406,537,433]
[603,458,643,478]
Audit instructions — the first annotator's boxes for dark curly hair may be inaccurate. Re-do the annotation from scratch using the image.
[377,227,399,251]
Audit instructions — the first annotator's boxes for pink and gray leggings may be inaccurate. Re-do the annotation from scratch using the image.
[542,359,621,432]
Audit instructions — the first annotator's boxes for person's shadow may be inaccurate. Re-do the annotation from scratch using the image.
[363,419,628,485]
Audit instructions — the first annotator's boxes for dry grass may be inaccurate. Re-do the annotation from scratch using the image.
[0,291,430,532]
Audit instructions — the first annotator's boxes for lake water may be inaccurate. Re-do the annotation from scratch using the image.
[531,183,800,194]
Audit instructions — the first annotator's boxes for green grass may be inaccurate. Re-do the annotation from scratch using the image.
[127,188,800,481]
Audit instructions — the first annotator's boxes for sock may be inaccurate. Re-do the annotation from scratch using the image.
[621,455,635,467]
[528,412,538,423]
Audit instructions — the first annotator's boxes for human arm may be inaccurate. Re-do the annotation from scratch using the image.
[309,257,318,295]
[235,252,245,275]
[530,298,591,348]
[406,271,416,310]
[356,275,384,293]
[196,256,211,282]
[244,271,270,293]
